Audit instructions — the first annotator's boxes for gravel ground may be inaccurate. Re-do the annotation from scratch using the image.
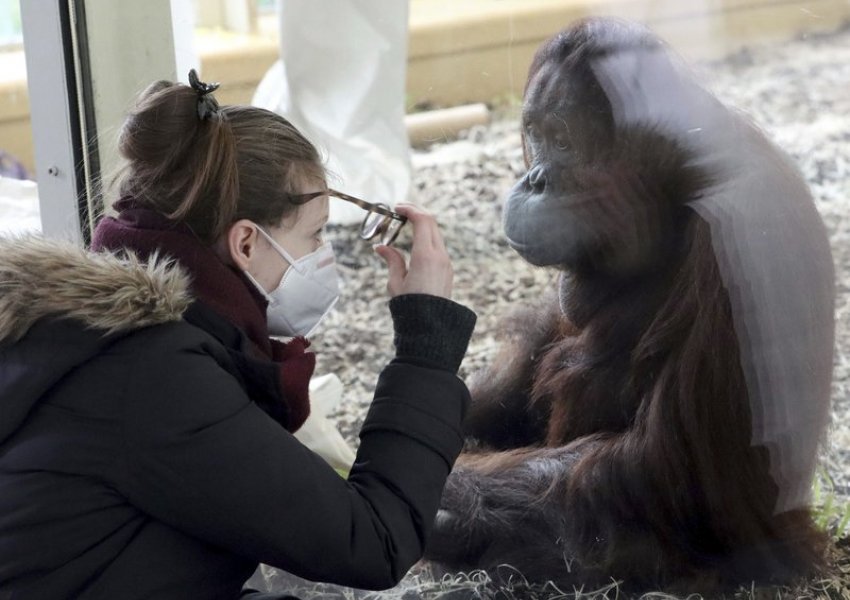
[257,22,850,598]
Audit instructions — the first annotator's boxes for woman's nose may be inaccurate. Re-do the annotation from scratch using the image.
[528,164,547,193]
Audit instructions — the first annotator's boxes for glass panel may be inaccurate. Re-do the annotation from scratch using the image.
[0,0,38,235]
[0,0,21,47]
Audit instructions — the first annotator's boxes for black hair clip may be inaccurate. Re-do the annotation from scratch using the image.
[188,68,220,121]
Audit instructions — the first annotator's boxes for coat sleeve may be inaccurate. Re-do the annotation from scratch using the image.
[114,295,475,591]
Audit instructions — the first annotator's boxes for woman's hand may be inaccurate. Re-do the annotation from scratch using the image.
[374,204,453,299]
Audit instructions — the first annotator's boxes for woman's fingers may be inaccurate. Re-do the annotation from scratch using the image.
[394,203,437,249]
[373,244,407,297]
[376,203,454,299]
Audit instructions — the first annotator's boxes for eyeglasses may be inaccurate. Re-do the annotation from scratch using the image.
[289,189,408,246]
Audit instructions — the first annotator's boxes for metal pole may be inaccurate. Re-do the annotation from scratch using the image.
[20,0,91,244]
[20,0,178,245]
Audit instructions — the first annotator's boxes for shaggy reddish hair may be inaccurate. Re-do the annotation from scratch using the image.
[424,17,834,592]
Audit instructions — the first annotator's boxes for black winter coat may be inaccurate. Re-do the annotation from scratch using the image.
[0,236,476,599]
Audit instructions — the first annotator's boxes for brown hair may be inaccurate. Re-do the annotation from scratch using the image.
[114,79,325,244]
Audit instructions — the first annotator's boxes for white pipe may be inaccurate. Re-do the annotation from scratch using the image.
[405,103,491,146]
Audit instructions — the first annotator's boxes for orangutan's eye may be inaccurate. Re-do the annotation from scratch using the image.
[554,135,570,151]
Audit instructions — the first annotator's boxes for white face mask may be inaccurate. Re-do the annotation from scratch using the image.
[244,226,340,338]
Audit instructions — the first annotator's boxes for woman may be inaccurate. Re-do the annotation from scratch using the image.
[0,72,476,599]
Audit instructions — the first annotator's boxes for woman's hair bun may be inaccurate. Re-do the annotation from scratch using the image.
[118,79,203,168]
[113,71,324,244]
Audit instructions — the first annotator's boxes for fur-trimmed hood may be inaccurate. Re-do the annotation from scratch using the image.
[0,234,192,345]
[0,234,193,445]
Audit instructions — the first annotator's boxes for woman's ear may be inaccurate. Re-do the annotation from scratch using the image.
[225,219,260,271]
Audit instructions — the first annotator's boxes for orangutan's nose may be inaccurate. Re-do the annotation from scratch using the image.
[528,164,547,193]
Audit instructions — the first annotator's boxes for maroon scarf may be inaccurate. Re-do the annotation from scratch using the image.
[91,199,312,432]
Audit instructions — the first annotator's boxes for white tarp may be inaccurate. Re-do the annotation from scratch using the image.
[0,176,41,235]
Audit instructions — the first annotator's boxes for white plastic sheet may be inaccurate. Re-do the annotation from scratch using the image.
[0,176,41,235]
[295,373,356,473]
[253,0,411,224]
